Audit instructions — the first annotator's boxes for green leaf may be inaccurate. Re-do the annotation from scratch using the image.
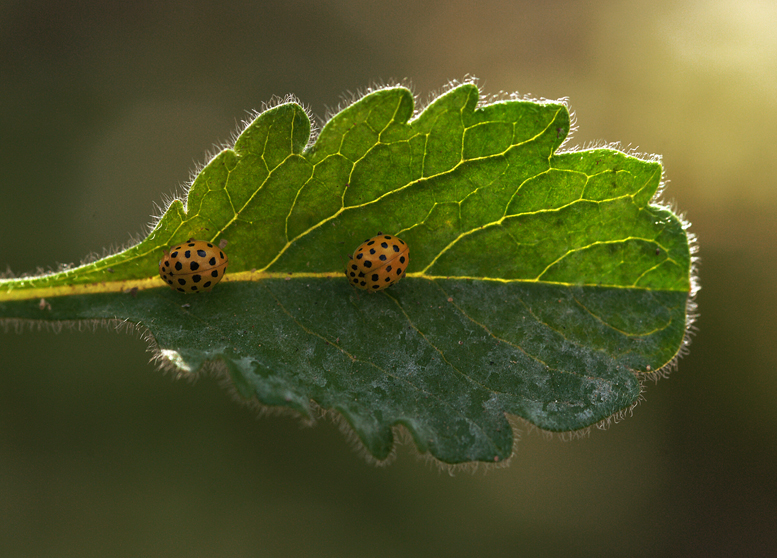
[0,83,694,464]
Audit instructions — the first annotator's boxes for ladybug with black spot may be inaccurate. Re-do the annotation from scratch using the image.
[159,239,228,293]
[346,232,409,291]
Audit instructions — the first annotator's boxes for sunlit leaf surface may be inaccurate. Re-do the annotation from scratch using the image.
[0,84,693,463]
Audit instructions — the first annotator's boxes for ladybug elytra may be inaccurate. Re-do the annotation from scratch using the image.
[159,239,228,293]
[346,233,409,291]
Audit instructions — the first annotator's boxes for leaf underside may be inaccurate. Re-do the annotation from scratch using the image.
[0,83,693,464]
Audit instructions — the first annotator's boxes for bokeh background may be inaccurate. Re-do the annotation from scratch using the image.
[1,1,775,556]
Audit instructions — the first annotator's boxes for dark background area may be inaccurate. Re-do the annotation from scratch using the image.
[1,1,775,556]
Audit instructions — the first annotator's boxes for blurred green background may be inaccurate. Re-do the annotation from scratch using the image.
[1,1,775,556]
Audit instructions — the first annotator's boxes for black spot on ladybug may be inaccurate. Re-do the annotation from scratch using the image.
[167,279,173,285]
[384,277,391,282]
[209,257,217,265]
[197,250,206,257]
[349,272,356,277]
[392,245,400,252]
[367,240,375,246]
[175,262,183,271]
[177,288,185,292]
[360,281,366,286]
[369,248,376,255]
[372,284,380,289]
[192,275,202,283]
[219,251,224,259]
[356,253,363,260]
[190,262,200,271]
[399,256,406,264]
[178,279,186,286]
[164,261,170,267]
[381,242,388,249]
[211,270,219,278]
[386,265,392,272]
[207,243,213,247]
[396,268,403,275]
[203,281,212,288]
[191,285,198,291]
[379,254,387,261]
[363,260,372,268]
[171,251,179,258]
[357,271,365,278]
[184,250,191,258]
[371,274,379,281]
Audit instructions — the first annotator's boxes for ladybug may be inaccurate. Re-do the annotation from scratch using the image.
[159,239,228,293]
[346,233,409,291]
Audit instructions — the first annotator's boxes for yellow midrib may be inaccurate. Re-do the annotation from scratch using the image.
[0,268,683,302]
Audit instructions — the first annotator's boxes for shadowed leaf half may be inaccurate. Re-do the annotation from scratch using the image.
[0,83,695,464]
